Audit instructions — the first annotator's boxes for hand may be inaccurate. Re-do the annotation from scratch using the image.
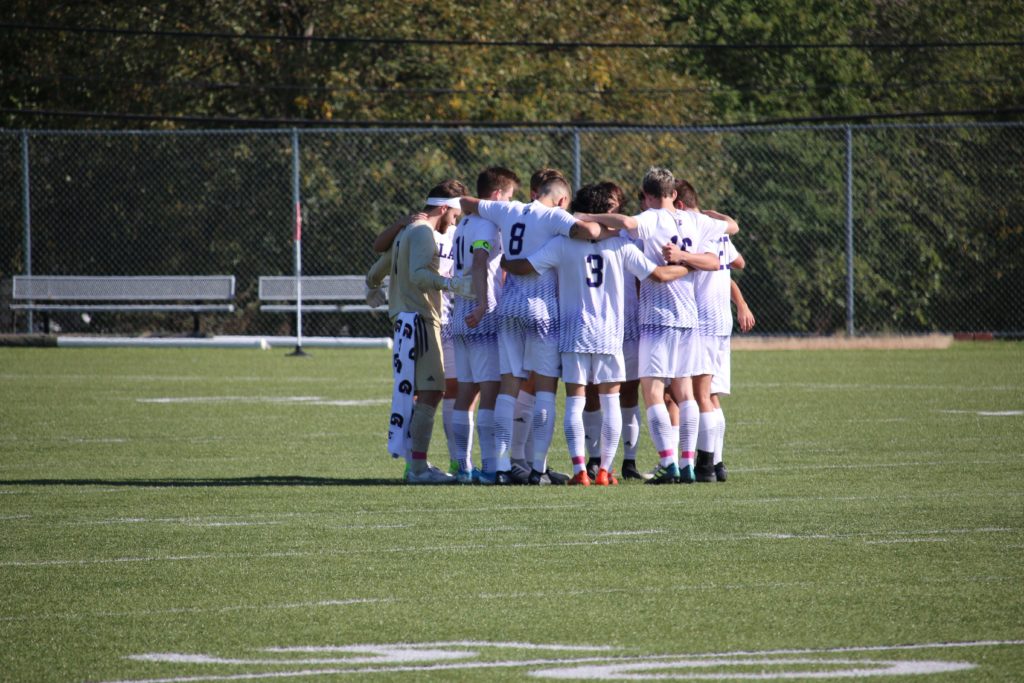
[409,212,428,223]
[662,242,686,264]
[365,286,387,308]
[737,305,756,333]
[445,275,475,299]
[465,304,486,329]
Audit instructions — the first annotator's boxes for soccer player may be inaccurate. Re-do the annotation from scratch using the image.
[447,166,520,483]
[577,183,648,482]
[459,175,607,485]
[576,167,730,484]
[501,182,692,485]
[365,179,474,484]
[669,180,753,482]
[372,208,459,473]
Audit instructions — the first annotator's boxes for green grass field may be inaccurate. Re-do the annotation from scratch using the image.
[1,343,1022,682]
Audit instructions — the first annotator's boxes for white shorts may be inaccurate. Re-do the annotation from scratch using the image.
[443,334,456,380]
[561,351,625,386]
[454,335,501,384]
[623,338,640,382]
[639,327,680,380]
[710,335,732,395]
[499,318,561,379]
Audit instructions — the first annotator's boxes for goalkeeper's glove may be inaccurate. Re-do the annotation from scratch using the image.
[443,275,474,299]
[364,285,387,308]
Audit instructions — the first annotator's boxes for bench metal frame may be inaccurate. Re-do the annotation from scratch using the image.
[258,275,388,314]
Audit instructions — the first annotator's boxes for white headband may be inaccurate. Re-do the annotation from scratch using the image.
[425,197,461,209]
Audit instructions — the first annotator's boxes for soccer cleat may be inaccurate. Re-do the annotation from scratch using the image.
[586,457,600,481]
[454,468,475,484]
[678,462,697,484]
[595,468,618,486]
[528,468,571,485]
[714,461,728,482]
[406,465,456,485]
[645,463,680,485]
[620,460,649,481]
[695,451,717,483]
[495,470,513,485]
[509,462,532,485]
[569,471,592,486]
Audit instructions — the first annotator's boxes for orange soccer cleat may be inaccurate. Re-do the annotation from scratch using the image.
[595,468,618,486]
[569,471,592,486]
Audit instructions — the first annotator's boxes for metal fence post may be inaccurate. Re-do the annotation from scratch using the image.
[21,131,33,334]
[572,129,582,192]
[845,125,855,337]
[289,128,307,356]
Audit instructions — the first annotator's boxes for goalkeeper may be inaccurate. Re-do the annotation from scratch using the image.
[365,179,475,484]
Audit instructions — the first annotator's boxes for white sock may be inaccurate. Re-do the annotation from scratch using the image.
[697,410,717,454]
[442,398,455,460]
[583,409,602,460]
[563,395,587,474]
[451,410,474,472]
[511,390,535,464]
[476,408,496,473]
[646,404,677,467]
[532,391,557,473]
[714,407,726,465]
[621,405,641,461]
[492,394,516,473]
[599,393,622,472]
[678,399,699,466]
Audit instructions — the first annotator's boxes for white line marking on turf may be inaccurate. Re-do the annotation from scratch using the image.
[939,409,1024,417]
[137,396,389,406]
[863,538,948,544]
[97,640,1024,683]
[0,514,31,520]
[587,530,666,537]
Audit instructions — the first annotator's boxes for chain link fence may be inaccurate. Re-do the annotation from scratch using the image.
[2,123,1021,337]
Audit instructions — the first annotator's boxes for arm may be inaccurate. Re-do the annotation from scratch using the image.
[465,246,491,328]
[575,213,638,231]
[365,250,391,289]
[459,196,481,216]
[731,279,755,332]
[648,264,690,282]
[730,253,746,270]
[568,219,605,240]
[500,255,537,276]
[662,243,721,271]
[703,209,739,235]
[372,216,406,253]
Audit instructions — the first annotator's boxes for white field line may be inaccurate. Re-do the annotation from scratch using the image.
[95,640,1024,683]
[0,514,31,520]
[0,373,389,386]
[939,409,1024,417]
[863,538,949,544]
[1,526,1014,569]
[136,396,389,406]
[744,381,1022,392]
[0,599,389,623]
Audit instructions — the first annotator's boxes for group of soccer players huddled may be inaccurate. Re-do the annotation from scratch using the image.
[365,165,755,486]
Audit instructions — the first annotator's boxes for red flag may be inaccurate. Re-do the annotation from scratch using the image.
[294,201,303,242]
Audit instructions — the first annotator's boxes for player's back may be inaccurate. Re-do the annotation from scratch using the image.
[477,199,577,326]
[635,208,697,329]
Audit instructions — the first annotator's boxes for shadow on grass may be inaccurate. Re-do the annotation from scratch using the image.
[0,476,405,487]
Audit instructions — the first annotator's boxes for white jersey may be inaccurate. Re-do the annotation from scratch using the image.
[477,199,577,331]
[433,228,455,332]
[695,231,740,337]
[632,208,694,329]
[623,234,642,342]
[450,213,504,337]
[528,235,656,354]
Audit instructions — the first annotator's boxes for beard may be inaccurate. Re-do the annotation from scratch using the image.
[437,208,458,234]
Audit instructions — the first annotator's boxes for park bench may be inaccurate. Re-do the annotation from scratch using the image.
[11,275,236,334]
[258,275,388,314]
